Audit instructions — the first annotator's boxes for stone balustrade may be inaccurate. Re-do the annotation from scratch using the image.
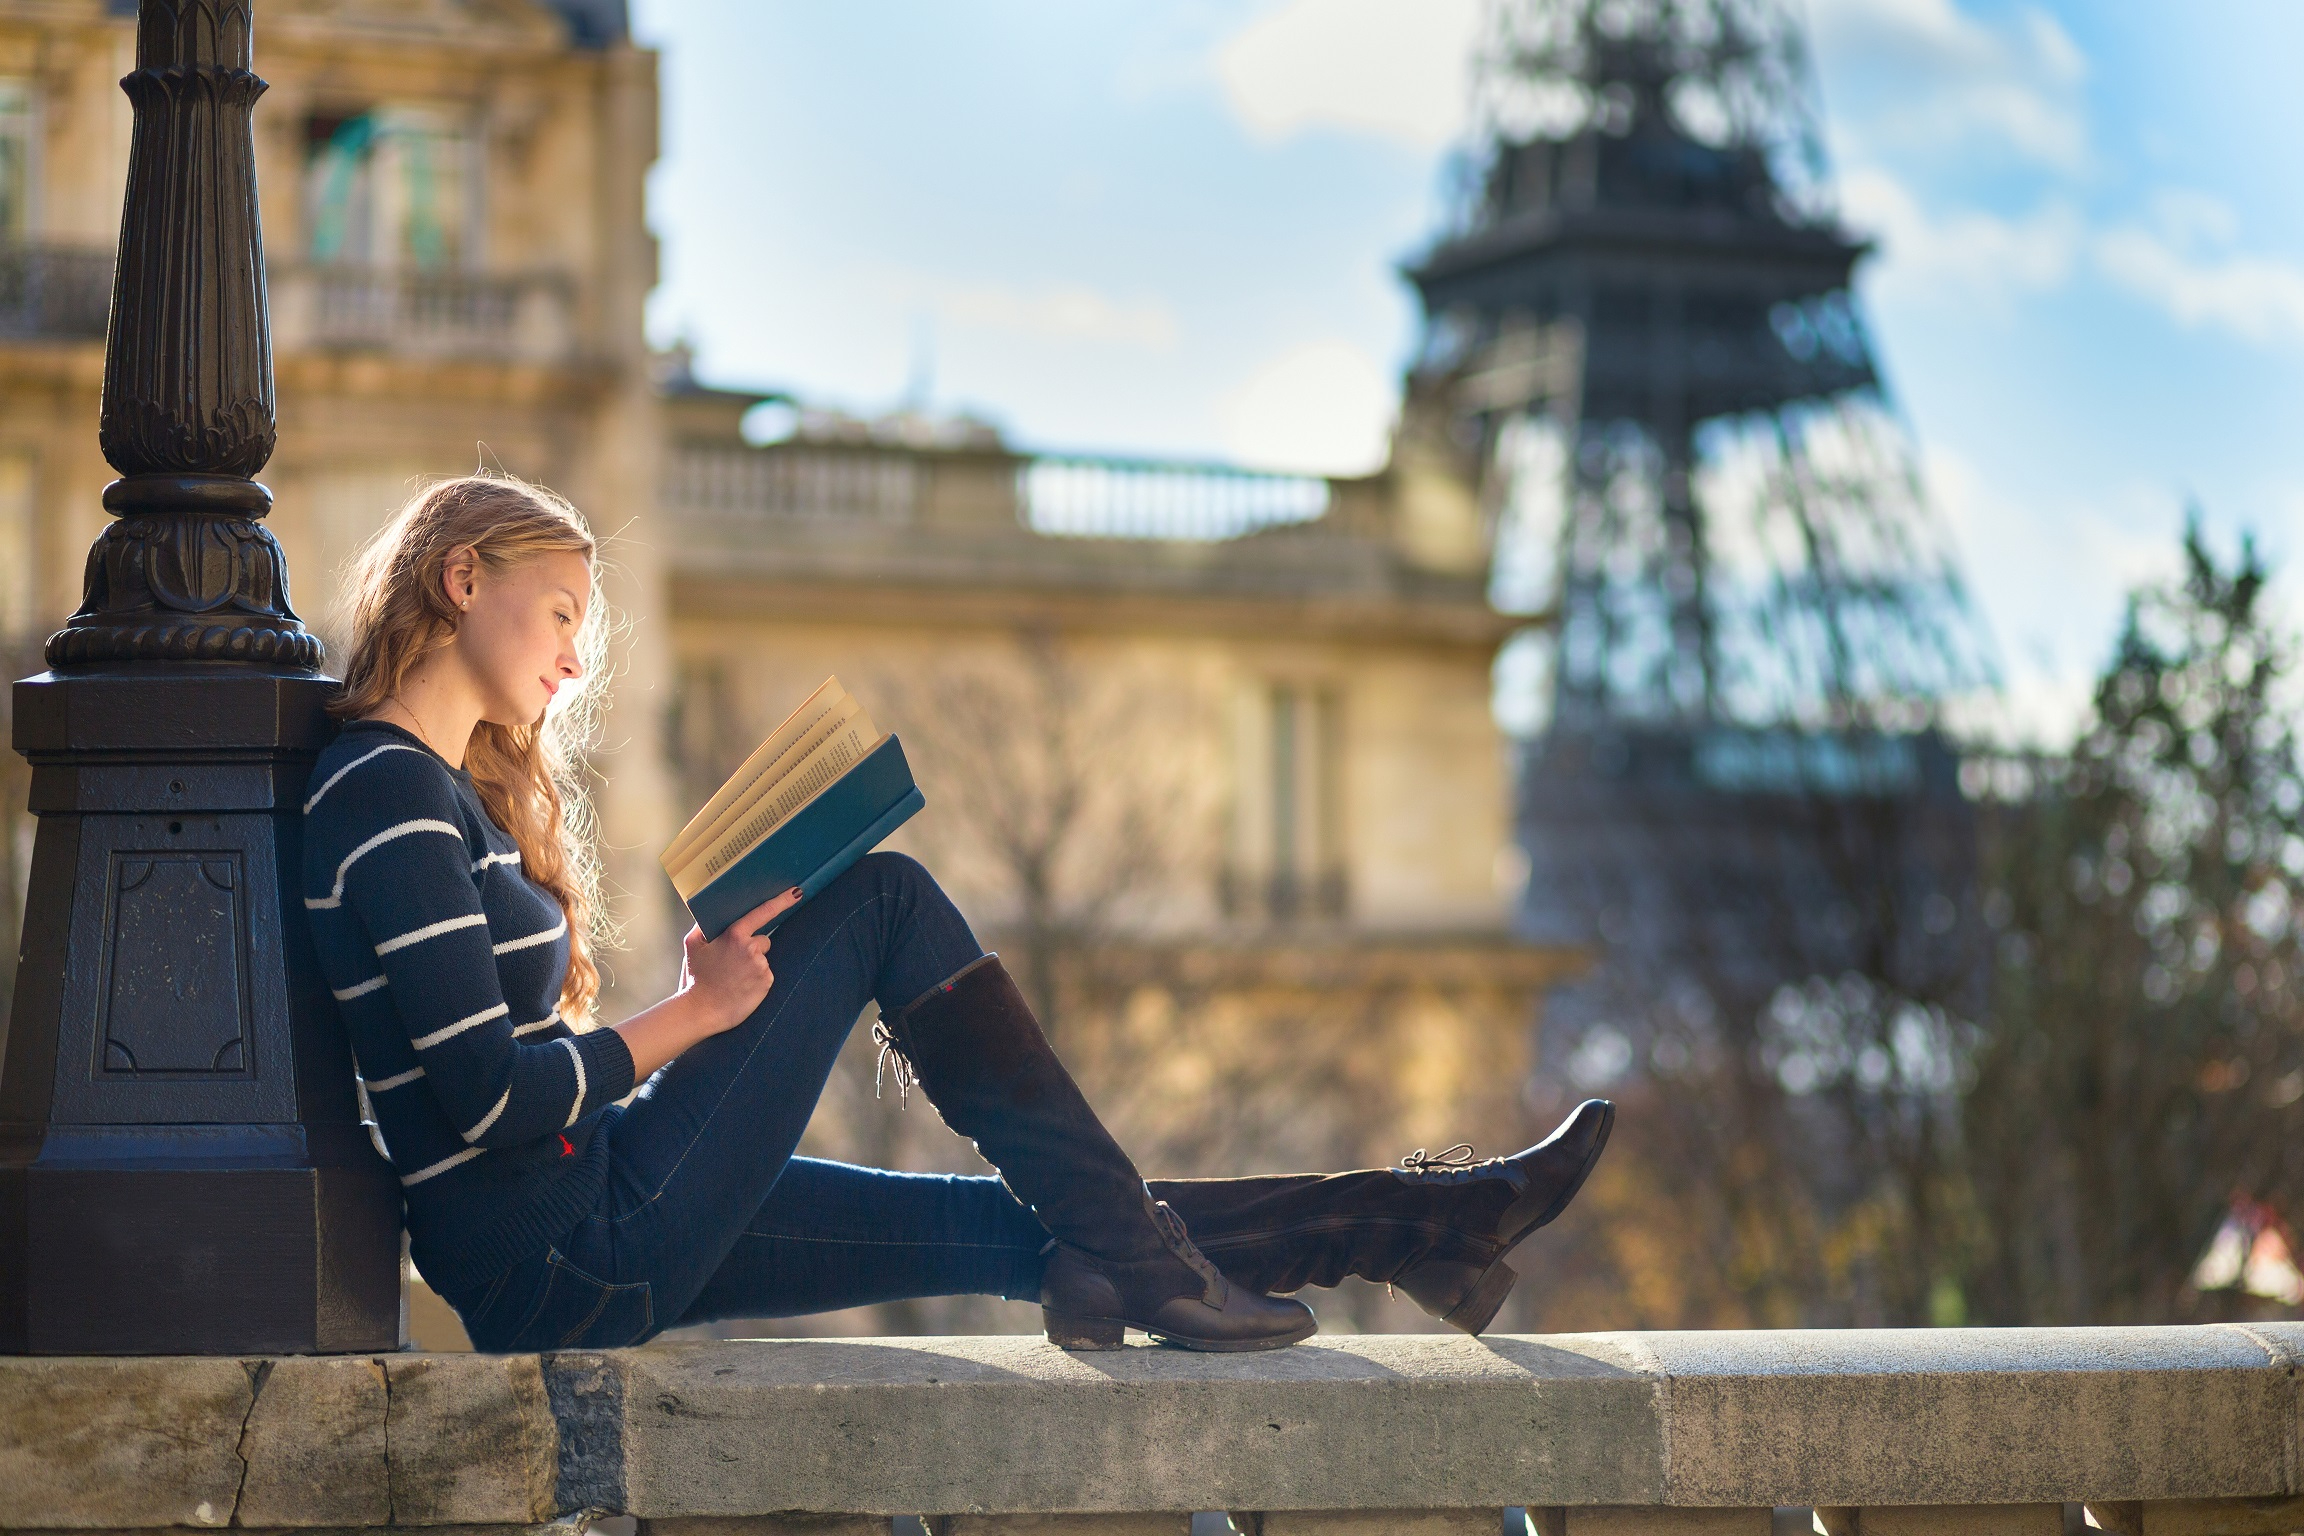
[4,1327,2301,1536]
[660,443,1338,544]
[268,263,577,363]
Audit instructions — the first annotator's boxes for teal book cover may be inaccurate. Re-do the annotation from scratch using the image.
[685,734,924,939]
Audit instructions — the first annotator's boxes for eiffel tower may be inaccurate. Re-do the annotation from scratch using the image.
[1402,0,1995,1069]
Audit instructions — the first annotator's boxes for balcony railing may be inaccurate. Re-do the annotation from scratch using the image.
[667,441,925,525]
[1019,456,1332,541]
[7,1326,2298,1532]
[662,442,1338,543]
[268,263,576,363]
[0,252,590,363]
[0,242,114,340]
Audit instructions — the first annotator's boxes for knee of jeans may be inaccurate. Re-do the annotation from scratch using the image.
[859,848,931,893]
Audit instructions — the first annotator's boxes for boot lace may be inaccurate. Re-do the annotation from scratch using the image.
[1399,1142,1479,1171]
[870,1019,916,1109]
[1149,1197,1230,1306]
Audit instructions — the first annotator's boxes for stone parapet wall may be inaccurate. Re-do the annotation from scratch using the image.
[3,1328,2300,1534]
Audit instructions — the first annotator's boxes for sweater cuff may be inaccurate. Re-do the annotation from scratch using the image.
[577,1025,637,1110]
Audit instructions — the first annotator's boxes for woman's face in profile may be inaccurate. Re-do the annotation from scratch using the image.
[451,547,592,727]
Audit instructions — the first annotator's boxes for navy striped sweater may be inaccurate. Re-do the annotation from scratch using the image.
[301,718,636,1295]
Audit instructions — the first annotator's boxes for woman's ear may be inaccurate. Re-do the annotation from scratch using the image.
[440,546,480,613]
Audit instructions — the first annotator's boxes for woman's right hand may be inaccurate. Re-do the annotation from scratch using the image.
[679,888,804,1034]
[612,888,805,1082]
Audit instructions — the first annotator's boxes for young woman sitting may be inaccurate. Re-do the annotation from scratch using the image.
[301,474,1614,1353]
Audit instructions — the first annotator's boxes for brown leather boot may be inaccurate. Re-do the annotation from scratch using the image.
[882,955,1315,1352]
[1148,1098,1615,1335]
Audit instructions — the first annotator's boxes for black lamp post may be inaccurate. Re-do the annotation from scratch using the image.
[0,0,401,1353]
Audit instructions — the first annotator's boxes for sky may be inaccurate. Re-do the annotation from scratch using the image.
[629,0,2304,745]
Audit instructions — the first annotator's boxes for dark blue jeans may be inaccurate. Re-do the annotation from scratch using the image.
[446,852,1051,1350]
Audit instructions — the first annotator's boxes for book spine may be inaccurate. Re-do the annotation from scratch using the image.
[759,787,928,934]
[686,736,920,939]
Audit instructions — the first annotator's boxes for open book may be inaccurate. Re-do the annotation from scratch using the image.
[662,677,924,939]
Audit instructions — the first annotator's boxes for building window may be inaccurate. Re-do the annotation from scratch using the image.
[304,106,478,270]
[668,660,750,811]
[0,81,34,240]
[1228,681,1346,921]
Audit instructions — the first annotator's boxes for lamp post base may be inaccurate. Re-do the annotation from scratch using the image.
[0,1127,402,1354]
[0,668,404,1355]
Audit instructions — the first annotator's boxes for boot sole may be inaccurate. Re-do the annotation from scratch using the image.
[1042,1307,1317,1353]
[1401,1103,1618,1338]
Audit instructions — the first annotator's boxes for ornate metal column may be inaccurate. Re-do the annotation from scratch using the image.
[0,0,400,1353]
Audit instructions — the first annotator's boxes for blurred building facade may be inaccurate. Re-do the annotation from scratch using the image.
[0,0,1563,1338]
[0,0,681,993]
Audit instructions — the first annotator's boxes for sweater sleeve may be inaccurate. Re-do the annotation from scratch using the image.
[311,752,634,1148]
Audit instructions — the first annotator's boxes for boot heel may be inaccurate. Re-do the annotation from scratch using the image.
[1441,1258,1517,1336]
[1395,1256,1518,1336]
[1042,1308,1126,1349]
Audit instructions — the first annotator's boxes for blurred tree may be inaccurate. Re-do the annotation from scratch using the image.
[1960,521,2304,1323]
[875,634,1214,1041]
[1530,521,2304,1332]
[1521,747,1981,1331]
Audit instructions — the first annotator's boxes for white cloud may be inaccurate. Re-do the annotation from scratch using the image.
[1219,339,1395,475]
[1810,0,2088,171]
[1845,161,2304,353]
[1840,166,2081,302]
[2093,193,2304,350]
[1212,0,1483,150]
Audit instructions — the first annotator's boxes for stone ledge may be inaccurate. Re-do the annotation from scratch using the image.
[0,1326,2297,1527]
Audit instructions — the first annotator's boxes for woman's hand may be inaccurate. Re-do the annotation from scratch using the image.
[611,888,803,1081]
[678,888,804,1033]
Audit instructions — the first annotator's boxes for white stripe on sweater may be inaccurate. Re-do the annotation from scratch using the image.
[305,819,462,910]
[376,912,488,955]
[561,1036,587,1129]
[513,1011,562,1038]
[411,1002,509,1051]
[493,915,567,955]
[332,974,388,1001]
[401,1147,485,1187]
[463,1087,513,1144]
[303,741,426,815]
[472,849,522,873]
[363,1065,425,1092]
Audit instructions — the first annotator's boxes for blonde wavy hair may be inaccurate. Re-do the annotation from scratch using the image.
[329,474,613,1023]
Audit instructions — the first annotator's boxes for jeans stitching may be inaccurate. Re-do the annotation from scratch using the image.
[543,1251,654,1348]
[502,1250,563,1343]
[605,887,906,1228]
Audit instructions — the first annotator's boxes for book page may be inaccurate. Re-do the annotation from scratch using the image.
[663,676,848,875]
[672,721,888,899]
[665,692,875,888]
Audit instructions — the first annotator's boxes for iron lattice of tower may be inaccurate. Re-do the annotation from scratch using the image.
[1407,0,1990,734]
[1401,0,1996,1072]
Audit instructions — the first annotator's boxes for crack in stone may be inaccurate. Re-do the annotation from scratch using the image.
[226,1358,273,1527]
[379,1357,397,1526]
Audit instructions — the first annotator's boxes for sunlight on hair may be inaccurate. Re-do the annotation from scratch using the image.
[327,473,618,1022]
